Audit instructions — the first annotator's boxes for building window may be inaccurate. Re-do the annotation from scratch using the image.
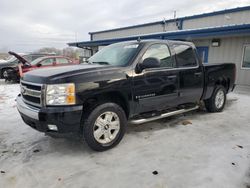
[242,45,250,68]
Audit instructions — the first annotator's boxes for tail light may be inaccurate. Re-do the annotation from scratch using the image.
[18,64,23,77]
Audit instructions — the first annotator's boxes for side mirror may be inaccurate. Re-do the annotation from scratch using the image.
[37,63,42,67]
[139,57,160,72]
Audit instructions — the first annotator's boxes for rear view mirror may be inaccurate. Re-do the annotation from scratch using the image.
[140,57,160,71]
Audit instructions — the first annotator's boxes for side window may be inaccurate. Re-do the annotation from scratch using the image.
[31,55,43,61]
[142,44,173,68]
[242,45,250,68]
[56,58,69,64]
[40,58,54,66]
[174,45,197,67]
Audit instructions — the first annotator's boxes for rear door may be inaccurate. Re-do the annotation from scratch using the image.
[133,43,179,113]
[173,44,204,104]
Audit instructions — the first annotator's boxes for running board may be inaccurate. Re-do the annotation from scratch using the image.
[129,106,199,125]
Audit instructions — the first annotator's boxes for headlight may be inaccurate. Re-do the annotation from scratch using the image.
[46,83,76,105]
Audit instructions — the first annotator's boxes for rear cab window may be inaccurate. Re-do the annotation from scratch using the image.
[173,44,198,67]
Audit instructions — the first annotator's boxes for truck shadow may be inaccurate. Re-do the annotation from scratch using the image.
[127,97,238,134]
[224,97,238,109]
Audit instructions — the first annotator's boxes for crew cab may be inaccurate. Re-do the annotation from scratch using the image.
[16,40,236,151]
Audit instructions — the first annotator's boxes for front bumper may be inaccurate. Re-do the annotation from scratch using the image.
[16,94,83,135]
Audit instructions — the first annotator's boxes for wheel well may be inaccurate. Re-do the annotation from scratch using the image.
[215,78,230,93]
[1,67,14,78]
[83,91,130,118]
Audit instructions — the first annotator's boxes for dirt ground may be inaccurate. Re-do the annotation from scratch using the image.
[0,80,250,188]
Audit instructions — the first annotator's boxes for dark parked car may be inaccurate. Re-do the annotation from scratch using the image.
[16,40,236,151]
[0,51,53,80]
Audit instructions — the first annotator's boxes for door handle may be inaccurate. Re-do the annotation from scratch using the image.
[194,72,202,77]
[167,75,177,79]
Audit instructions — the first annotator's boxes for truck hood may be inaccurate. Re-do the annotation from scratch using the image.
[8,51,29,65]
[22,64,126,84]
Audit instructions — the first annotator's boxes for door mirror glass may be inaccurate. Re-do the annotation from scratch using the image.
[140,57,160,70]
[37,63,42,67]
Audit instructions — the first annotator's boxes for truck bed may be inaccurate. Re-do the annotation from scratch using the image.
[202,63,236,100]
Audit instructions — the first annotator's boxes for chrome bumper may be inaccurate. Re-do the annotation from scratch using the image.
[16,95,39,120]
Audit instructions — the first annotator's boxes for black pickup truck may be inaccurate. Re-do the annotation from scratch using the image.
[16,40,236,151]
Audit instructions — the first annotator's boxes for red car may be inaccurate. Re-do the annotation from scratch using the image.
[18,56,79,77]
[5,52,79,81]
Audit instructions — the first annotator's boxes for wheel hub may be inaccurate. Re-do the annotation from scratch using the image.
[215,89,225,109]
[3,70,8,78]
[93,111,120,144]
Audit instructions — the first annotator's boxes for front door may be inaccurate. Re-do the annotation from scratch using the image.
[132,43,179,114]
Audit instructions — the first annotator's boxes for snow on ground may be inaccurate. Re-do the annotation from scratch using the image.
[0,80,250,188]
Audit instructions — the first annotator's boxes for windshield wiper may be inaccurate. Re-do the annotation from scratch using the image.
[90,61,110,65]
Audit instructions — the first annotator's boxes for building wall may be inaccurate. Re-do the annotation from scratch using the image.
[92,9,250,41]
[183,10,250,29]
[193,36,250,86]
[92,23,179,41]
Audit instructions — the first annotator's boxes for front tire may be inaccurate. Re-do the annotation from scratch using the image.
[82,103,127,151]
[205,85,226,112]
[2,68,12,79]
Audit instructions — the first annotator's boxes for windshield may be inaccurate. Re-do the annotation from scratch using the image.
[6,54,29,64]
[88,42,139,66]
[30,57,44,65]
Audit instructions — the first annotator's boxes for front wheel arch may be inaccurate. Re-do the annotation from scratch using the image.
[1,67,14,77]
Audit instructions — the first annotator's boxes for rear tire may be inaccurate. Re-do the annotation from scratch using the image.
[205,85,226,112]
[82,102,127,151]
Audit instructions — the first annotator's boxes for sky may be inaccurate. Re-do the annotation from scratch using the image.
[0,0,249,52]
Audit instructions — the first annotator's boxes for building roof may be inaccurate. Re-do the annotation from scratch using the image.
[88,5,250,35]
[68,24,250,48]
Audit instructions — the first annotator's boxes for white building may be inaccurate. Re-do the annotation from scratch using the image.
[69,6,250,86]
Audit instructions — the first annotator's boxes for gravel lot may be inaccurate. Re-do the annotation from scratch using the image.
[0,80,250,188]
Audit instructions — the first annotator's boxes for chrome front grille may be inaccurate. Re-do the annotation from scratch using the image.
[20,81,43,107]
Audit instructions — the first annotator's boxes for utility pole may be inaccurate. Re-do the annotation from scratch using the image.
[163,17,166,32]
[75,31,77,43]
[173,10,177,19]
